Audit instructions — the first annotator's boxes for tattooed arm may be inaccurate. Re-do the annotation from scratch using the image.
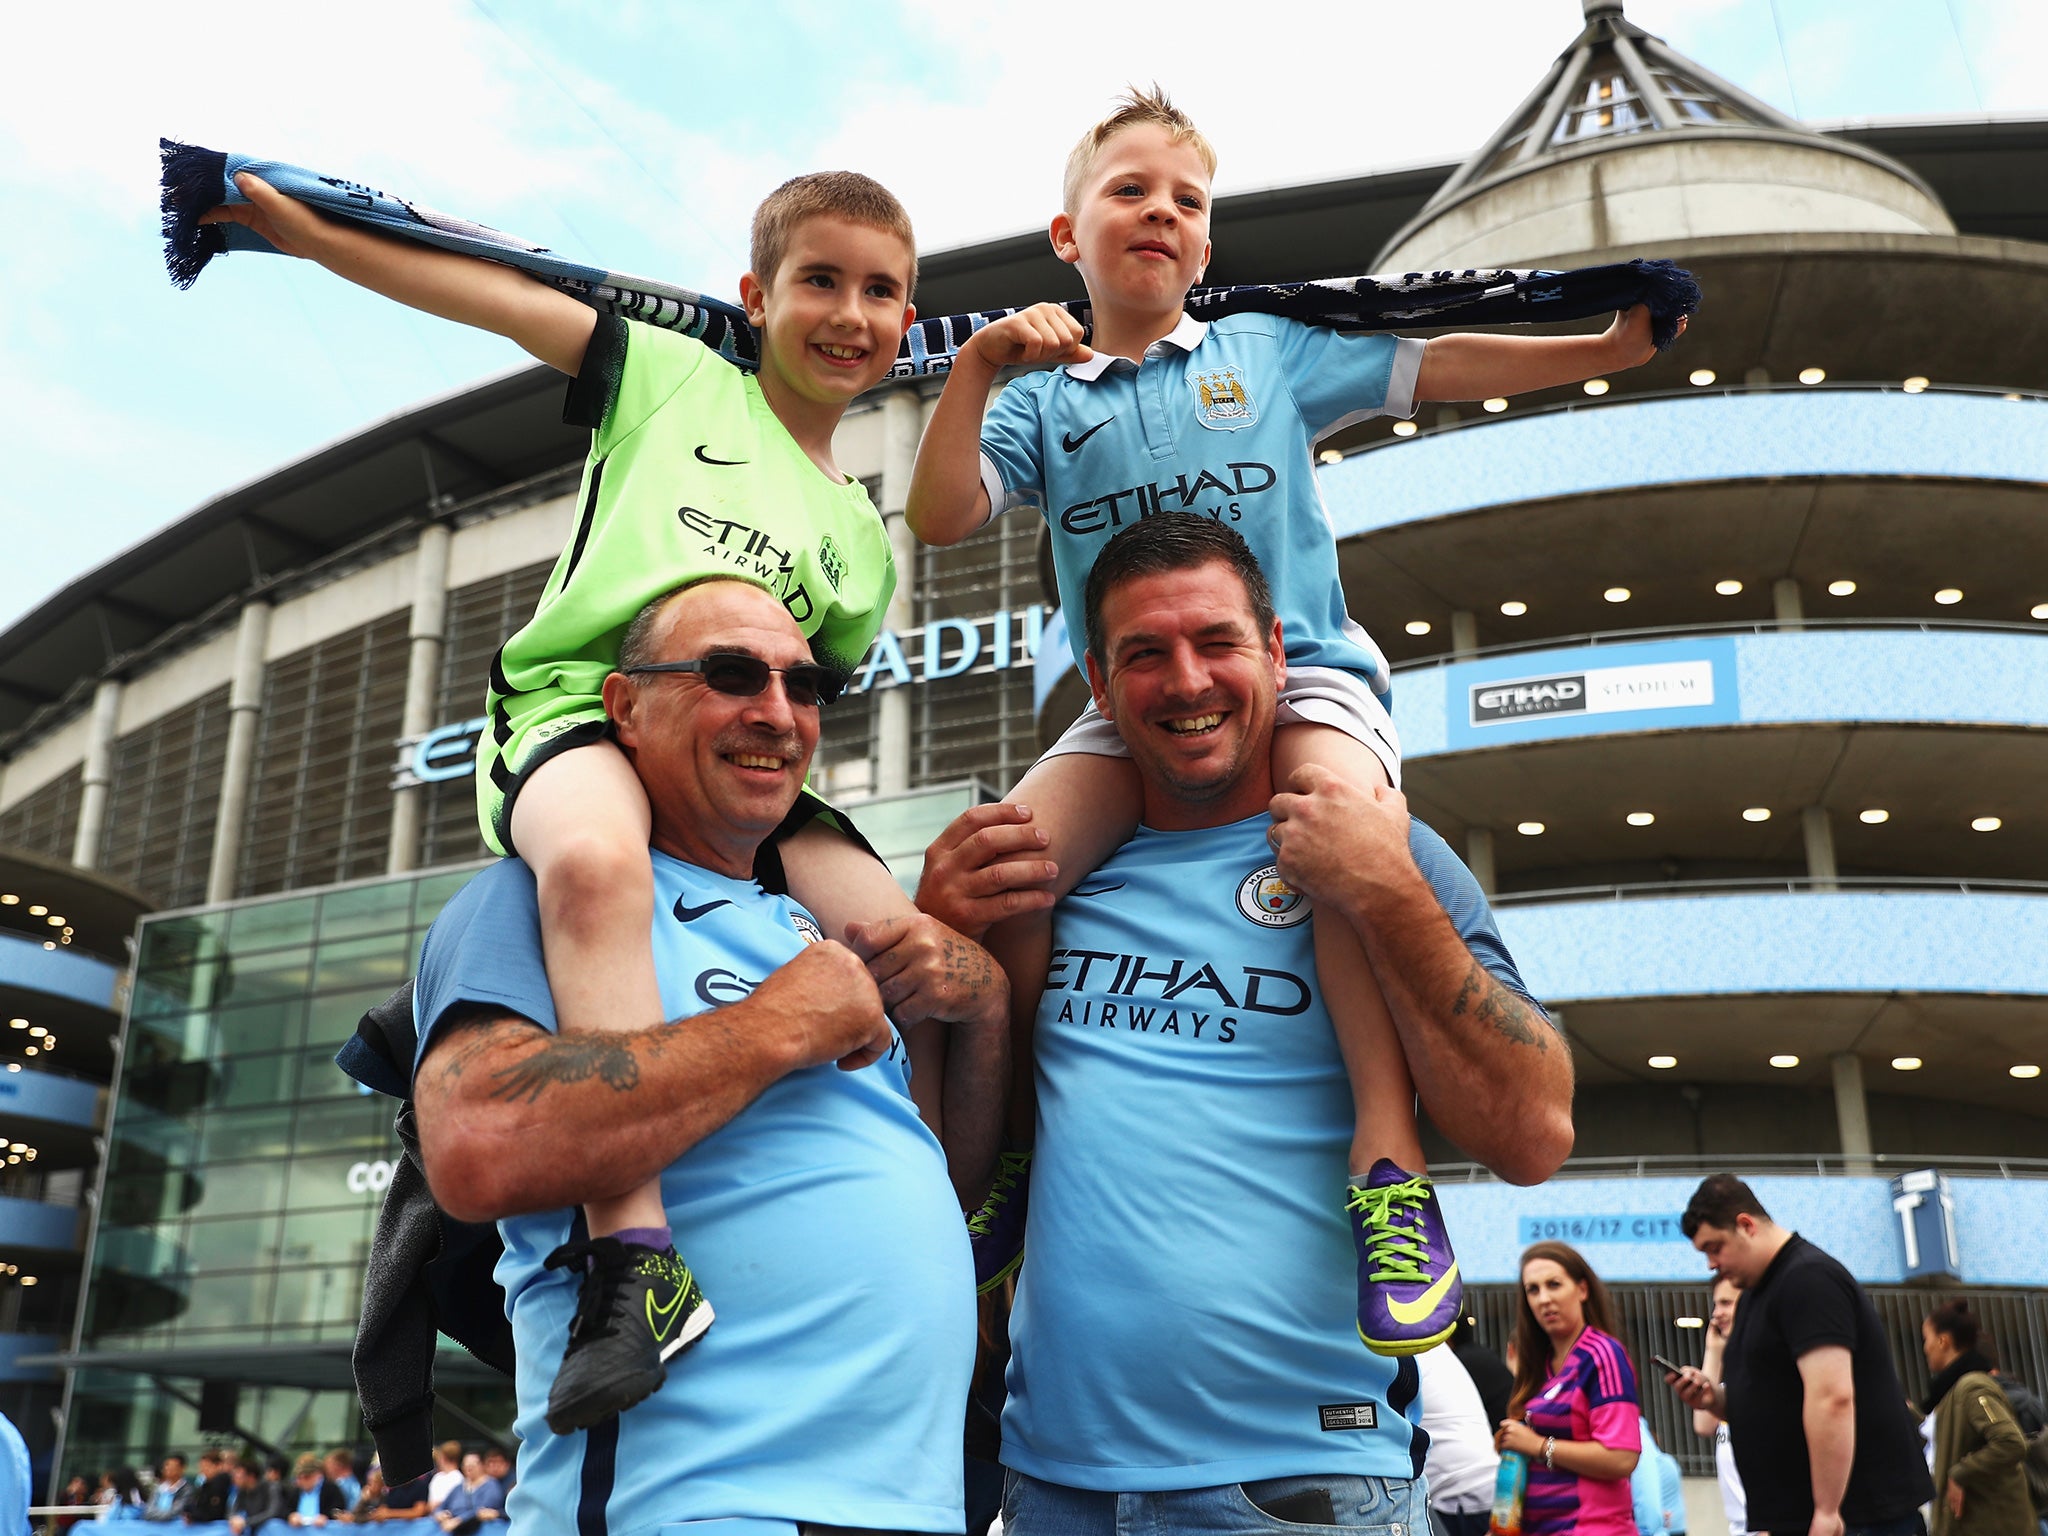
[414,939,890,1223]
[1268,766,1575,1185]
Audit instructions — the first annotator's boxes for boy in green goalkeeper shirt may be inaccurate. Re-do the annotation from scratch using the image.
[206,169,929,1432]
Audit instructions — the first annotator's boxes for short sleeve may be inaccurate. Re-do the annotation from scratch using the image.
[562,316,710,456]
[980,376,1048,518]
[1406,822,1554,1024]
[1582,1334,1642,1451]
[411,861,556,1085]
[1775,1261,1860,1356]
[1275,321,1424,436]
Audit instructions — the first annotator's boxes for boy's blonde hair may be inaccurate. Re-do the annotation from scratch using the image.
[1062,85,1218,214]
[750,171,918,294]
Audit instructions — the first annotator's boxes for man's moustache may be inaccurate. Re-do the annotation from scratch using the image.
[712,728,806,763]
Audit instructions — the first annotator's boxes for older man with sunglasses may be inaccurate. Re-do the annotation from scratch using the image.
[406,576,1009,1535]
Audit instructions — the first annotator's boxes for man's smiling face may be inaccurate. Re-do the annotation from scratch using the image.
[1086,558,1284,830]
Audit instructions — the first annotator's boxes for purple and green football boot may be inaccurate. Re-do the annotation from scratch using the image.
[1348,1158,1462,1355]
[968,1148,1032,1294]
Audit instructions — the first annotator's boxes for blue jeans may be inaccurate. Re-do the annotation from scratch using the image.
[1003,1469,1430,1536]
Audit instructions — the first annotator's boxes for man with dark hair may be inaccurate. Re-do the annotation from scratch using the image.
[1452,1315,1515,1432]
[920,514,1573,1533]
[1671,1175,1930,1536]
[184,1449,233,1524]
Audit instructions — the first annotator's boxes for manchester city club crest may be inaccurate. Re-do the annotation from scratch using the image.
[1189,365,1257,432]
[790,911,825,944]
[1236,864,1311,927]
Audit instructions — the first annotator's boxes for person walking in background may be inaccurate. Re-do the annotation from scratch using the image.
[1671,1174,1931,1536]
[1632,1416,1688,1536]
[1456,1314,1517,1432]
[1497,1242,1642,1536]
[1694,1277,1750,1536]
[1419,1344,1501,1536]
[1921,1301,2033,1536]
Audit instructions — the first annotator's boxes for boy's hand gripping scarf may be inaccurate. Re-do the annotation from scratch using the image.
[162,138,1701,373]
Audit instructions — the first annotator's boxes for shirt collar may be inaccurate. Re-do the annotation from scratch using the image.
[1062,312,1209,379]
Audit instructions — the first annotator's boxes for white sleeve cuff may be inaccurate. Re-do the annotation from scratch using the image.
[976,451,1006,529]
[1384,336,1425,420]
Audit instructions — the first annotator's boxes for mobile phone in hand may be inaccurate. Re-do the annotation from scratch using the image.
[1652,1352,1689,1376]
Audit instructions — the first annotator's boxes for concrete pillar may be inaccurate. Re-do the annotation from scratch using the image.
[1744,366,1771,390]
[1466,827,1497,896]
[1801,805,1837,893]
[205,601,272,904]
[71,679,124,870]
[874,387,922,796]
[387,525,453,875]
[1832,1051,1874,1169]
[1450,610,1479,659]
[1772,577,1804,632]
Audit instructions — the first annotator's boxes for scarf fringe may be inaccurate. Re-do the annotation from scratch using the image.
[1627,258,1704,350]
[160,137,229,289]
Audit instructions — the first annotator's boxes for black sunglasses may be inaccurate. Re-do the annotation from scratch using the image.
[623,652,844,707]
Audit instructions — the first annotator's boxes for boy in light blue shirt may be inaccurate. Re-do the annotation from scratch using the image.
[909,86,1683,1354]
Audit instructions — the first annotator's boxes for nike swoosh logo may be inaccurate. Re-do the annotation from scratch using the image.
[646,1284,688,1342]
[672,896,733,923]
[1072,881,1127,898]
[1385,1260,1461,1327]
[1061,417,1115,453]
[694,445,747,466]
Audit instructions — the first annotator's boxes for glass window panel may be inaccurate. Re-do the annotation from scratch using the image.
[306,985,398,1048]
[280,1203,375,1268]
[199,1106,299,1162]
[294,1046,362,1102]
[292,1097,397,1156]
[411,868,481,925]
[185,1158,288,1221]
[227,896,319,954]
[213,1050,299,1110]
[219,944,314,1004]
[311,931,413,994]
[317,880,417,942]
[212,997,307,1057]
[101,1173,184,1227]
[286,1150,383,1213]
[177,1268,274,1333]
[269,1265,364,1328]
[183,1214,279,1271]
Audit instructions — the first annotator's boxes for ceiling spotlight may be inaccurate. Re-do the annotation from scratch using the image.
[1715,579,1744,595]
[1689,368,1717,386]
[44,915,60,927]
[1675,1316,1705,1329]
[17,1276,33,1286]
[1859,808,1890,825]
[1405,620,1433,636]
[1583,378,1610,396]
[1798,367,1826,385]
[1742,807,1772,822]
[2033,604,2048,620]
[1626,812,1656,826]
[6,1020,23,1030]
[1517,821,1546,836]
[2013,1064,2043,1080]
[1500,600,1528,616]
[26,1026,43,1037]
[1483,397,1509,413]
[1902,376,1930,393]
[1319,449,1343,465]
[1769,1054,1800,1069]
[1827,580,1857,597]
[1972,816,2003,832]
[1392,420,1418,437]
[1934,588,1963,605]
[26,906,44,917]
[1604,586,1631,603]
[1648,1055,1678,1069]
[0,895,15,905]
[5,1154,15,1163]
[5,1065,19,1074]
[22,1048,35,1058]
[1892,1057,1923,1071]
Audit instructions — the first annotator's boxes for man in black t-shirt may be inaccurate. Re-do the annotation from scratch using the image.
[1668,1175,1931,1536]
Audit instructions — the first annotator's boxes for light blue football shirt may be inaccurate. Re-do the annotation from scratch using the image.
[980,312,1422,693]
[413,855,975,1536]
[1003,814,1542,1491]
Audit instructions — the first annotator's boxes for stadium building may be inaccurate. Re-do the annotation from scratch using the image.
[3,0,2046,1492]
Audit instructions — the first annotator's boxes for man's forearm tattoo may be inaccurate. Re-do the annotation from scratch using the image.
[486,1034,641,1103]
[1450,962,1548,1052]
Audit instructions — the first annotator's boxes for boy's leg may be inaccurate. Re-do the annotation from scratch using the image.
[1273,722,1460,1356]
[508,741,710,1430]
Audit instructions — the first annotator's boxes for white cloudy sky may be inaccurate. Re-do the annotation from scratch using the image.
[4,0,2043,631]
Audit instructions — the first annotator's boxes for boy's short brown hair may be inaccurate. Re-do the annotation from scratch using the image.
[1063,84,1218,214]
[750,172,917,293]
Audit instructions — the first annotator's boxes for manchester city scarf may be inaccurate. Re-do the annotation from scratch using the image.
[161,138,1701,375]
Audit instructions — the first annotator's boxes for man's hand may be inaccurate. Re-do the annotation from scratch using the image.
[916,803,1059,939]
[751,940,893,1070]
[1668,1365,1723,1416]
[1600,303,1681,371]
[1267,765,1416,911]
[846,914,1008,1031]
[966,303,1092,372]
[1946,1480,1966,1520]
[1808,1511,1845,1536]
[198,172,332,260]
